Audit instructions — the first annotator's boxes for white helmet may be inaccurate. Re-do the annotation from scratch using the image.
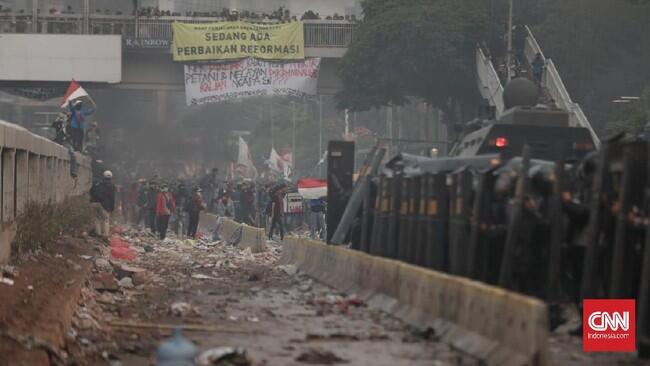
[103,170,113,179]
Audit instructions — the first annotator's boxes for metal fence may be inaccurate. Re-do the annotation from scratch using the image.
[0,14,356,48]
[475,47,505,118]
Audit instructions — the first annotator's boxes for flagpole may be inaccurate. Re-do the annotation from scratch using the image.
[291,101,296,173]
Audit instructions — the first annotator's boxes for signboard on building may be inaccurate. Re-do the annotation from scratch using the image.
[183,57,320,105]
[123,37,171,51]
[172,21,304,61]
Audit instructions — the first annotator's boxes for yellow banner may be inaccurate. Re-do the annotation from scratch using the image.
[172,21,304,61]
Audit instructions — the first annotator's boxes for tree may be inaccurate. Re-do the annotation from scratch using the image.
[336,0,488,116]
[517,0,650,133]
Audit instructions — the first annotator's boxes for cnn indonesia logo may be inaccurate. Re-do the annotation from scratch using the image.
[583,299,636,352]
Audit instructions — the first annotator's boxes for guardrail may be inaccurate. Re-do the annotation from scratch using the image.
[523,25,600,148]
[0,119,92,263]
[0,14,356,48]
[475,47,505,117]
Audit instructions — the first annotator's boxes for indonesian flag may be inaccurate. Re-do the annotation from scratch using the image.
[60,79,89,108]
[298,178,327,199]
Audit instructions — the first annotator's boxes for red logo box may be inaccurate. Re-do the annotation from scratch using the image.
[583,299,635,352]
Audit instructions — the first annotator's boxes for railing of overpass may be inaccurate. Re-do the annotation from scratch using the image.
[0,14,356,48]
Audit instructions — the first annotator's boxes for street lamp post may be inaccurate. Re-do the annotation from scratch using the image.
[506,0,514,83]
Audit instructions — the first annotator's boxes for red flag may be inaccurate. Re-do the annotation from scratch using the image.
[61,79,89,108]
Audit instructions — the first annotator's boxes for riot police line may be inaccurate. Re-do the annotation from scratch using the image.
[330,135,650,355]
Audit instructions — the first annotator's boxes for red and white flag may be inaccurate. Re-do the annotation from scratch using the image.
[60,79,89,108]
[297,178,327,199]
[269,148,292,178]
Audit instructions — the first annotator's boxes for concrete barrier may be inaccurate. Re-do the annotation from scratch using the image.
[198,213,265,253]
[281,237,549,366]
[0,120,92,264]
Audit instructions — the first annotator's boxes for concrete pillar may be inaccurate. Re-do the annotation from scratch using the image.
[157,90,168,124]
[55,159,63,202]
[15,150,28,214]
[46,157,54,202]
[38,156,47,203]
[28,153,39,204]
[2,149,16,222]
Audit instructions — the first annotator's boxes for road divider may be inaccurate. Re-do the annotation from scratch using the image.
[281,237,549,366]
[199,213,265,253]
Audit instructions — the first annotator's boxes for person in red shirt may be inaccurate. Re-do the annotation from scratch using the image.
[269,185,286,240]
[186,186,206,238]
[155,183,176,240]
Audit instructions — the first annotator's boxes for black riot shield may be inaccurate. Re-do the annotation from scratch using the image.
[370,175,388,256]
[397,178,411,262]
[499,145,532,289]
[467,168,497,281]
[448,168,474,276]
[425,172,450,271]
[414,174,431,267]
[405,176,422,264]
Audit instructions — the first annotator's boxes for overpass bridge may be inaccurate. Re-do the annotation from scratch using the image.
[0,14,355,94]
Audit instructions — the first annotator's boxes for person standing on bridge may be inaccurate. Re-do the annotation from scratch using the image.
[155,183,176,240]
[68,100,94,152]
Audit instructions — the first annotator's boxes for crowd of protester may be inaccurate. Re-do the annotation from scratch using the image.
[0,4,357,22]
[105,168,326,242]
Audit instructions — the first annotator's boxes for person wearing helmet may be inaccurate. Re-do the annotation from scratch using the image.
[155,183,176,240]
[90,170,116,237]
[68,99,95,152]
[186,186,206,238]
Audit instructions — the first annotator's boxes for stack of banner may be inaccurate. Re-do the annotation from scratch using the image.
[174,21,321,106]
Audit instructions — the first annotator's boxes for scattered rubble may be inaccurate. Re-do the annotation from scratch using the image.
[118,277,134,289]
[296,347,347,364]
[197,347,251,366]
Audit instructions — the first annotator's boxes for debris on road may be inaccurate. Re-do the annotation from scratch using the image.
[118,277,134,288]
[278,264,298,276]
[156,328,198,365]
[296,347,348,364]
[197,346,251,366]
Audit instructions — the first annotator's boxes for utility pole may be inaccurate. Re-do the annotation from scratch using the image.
[292,101,296,167]
[318,95,323,176]
[386,106,393,157]
[269,100,274,149]
[506,0,514,82]
[32,0,38,33]
[344,109,350,138]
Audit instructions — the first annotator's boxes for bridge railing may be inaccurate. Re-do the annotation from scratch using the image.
[523,25,600,148]
[475,47,505,117]
[0,14,356,48]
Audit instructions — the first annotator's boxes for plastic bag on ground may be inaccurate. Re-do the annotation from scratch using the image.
[110,235,137,261]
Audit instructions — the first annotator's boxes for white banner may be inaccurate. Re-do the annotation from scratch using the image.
[184,57,320,105]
